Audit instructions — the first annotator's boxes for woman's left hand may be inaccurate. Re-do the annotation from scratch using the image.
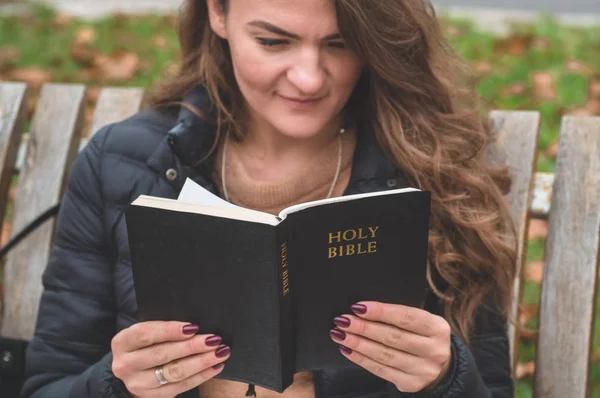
[330,301,452,393]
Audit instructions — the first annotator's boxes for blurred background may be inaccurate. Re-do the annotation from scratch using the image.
[0,1,599,397]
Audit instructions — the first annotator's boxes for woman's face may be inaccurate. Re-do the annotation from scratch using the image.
[207,0,364,140]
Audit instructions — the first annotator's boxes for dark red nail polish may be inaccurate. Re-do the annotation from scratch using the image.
[182,324,200,335]
[339,345,353,355]
[206,335,222,347]
[351,304,367,315]
[334,316,351,328]
[212,363,225,370]
[330,329,346,341]
[215,346,231,358]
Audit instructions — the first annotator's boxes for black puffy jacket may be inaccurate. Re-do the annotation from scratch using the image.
[21,87,514,398]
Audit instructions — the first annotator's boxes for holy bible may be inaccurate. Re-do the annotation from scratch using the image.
[125,179,431,393]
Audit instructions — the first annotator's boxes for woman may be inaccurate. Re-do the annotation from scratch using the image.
[22,0,516,397]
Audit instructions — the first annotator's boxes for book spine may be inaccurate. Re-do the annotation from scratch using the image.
[276,220,294,391]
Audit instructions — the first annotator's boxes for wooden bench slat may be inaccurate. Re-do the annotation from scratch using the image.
[88,87,145,139]
[534,116,600,398]
[0,84,86,340]
[487,110,541,369]
[0,82,28,228]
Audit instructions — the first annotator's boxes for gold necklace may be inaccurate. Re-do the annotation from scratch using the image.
[221,128,346,202]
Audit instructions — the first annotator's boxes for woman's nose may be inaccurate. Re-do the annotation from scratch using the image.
[287,50,325,95]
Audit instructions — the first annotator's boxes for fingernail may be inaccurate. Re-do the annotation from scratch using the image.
[330,329,346,341]
[182,324,200,335]
[206,335,222,347]
[351,304,367,315]
[212,363,225,370]
[339,345,353,355]
[334,316,351,328]
[215,345,231,358]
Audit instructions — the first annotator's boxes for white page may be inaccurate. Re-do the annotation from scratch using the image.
[133,195,280,226]
[178,178,238,208]
[279,187,420,218]
[177,178,278,223]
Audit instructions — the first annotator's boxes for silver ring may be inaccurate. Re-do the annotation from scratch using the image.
[155,366,169,386]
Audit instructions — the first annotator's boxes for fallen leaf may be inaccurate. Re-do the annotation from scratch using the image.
[545,141,559,157]
[74,27,97,46]
[94,51,141,81]
[567,107,592,116]
[10,67,52,89]
[532,72,556,100]
[52,13,74,27]
[528,219,548,240]
[591,80,600,98]
[494,34,534,57]
[76,68,96,81]
[475,61,492,74]
[566,60,594,75]
[1,223,11,246]
[165,14,178,28]
[518,327,538,343]
[445,25,463,38]
[82,107,95,138]
[518,303,538,326]
[153,35,169,49]
[0,46,20,66]
[567,99,600,116]
[500,83,527,97]
[532,37,551,51]
[87,86,101,103]
[515,361,535,379]
[587,99,600,115]
[525,261,544,284]
[71,43,97,66]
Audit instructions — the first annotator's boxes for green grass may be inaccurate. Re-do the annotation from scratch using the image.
[1,6,600,397]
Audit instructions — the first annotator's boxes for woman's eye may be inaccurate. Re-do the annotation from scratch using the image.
[257,38,288,47]
[328,42,346,49]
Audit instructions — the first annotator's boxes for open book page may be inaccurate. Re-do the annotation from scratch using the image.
[279,187,420,219]
[175,178,280,225]
[132,195,281,226]
[178,178,241,208]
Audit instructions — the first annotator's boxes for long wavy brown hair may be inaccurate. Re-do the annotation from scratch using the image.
[151,0,517,343]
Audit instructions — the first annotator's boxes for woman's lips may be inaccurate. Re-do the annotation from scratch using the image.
[279,94,325,109]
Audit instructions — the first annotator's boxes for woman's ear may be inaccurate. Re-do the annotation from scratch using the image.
[206,0,228,39]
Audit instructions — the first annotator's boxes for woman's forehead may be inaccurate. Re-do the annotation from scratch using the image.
[228,0,339,25]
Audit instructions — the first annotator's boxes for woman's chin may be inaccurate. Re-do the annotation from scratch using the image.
[268,119,337,141]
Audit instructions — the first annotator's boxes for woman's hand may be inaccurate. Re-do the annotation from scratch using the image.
[330,302,452,393]
[111,321,230,398]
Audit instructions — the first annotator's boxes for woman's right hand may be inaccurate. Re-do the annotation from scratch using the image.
[111,321,230,397]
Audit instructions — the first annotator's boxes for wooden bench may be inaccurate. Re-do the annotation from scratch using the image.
[0,81,598,397]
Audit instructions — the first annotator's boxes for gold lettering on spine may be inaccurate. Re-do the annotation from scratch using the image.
[327,226,380,259]
[281,242,289,296]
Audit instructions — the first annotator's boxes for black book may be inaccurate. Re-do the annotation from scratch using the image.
[125,179,431,392]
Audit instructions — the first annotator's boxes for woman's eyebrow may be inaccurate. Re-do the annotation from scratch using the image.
[247,20,341,41]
